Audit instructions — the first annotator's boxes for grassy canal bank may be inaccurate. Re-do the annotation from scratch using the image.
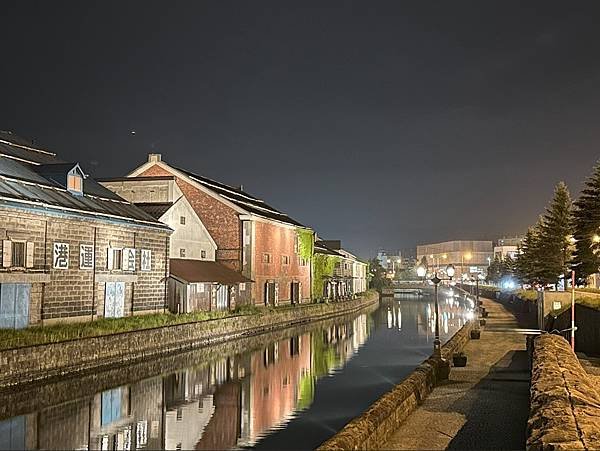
[0,291,379,388]
[0,292,376,351]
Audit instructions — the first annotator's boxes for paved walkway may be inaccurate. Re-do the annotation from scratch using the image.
[383,297,533,450]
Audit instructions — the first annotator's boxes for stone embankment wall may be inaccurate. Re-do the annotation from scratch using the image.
[0,292,378,389]
[0,302,380,421]
[527,334,600,450]
[318,320,473,451]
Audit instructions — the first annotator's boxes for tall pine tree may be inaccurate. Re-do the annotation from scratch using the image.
[516,221,544,285]
[537,182,573,284]
[573,161,600,281]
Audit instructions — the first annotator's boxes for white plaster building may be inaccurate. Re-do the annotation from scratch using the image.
[100,176,249,313]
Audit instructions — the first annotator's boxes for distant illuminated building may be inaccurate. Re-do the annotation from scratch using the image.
[416,240,493,279]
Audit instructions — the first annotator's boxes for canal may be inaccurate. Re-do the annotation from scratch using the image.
[0,289,473,450]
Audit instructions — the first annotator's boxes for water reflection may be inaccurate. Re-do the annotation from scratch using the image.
[0,293,472,450]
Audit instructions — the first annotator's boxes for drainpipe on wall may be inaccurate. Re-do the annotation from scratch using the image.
[91,226,97,321]
[164,236,169,314]
[131,231,136,317]
[41,219,48,326]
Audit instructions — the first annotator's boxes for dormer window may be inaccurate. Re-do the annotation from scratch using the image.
[66,165,85,195]
[67,173,82,194]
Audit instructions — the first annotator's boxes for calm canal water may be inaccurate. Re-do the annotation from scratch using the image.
[0,289,473,451]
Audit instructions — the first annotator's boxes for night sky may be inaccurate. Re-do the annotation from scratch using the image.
[2,2,600,258]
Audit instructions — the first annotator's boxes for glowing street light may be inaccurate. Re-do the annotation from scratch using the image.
[446,264,455,278]
[429,263,455,378]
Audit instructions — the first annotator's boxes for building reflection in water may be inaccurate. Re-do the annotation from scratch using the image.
[0,314,372,451]
[0,296,472,450]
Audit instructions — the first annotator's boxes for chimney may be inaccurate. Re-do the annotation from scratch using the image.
[148,153,162,163]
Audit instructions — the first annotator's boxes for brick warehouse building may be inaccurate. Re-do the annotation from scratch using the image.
[102,154,313,306]
[0,132,171,328]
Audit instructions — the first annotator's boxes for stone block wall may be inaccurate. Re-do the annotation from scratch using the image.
[318,319,474,450]
[0,206,169,326]
[527,334,600,449]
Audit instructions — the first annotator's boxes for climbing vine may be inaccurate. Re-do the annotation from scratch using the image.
[312,254,340,301]
[296,228,314,261]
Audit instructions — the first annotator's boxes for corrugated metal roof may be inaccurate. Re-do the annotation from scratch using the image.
[0,132,169,228]
[136,202,173,220]
[173,165,307,228]
[170,259,252,284]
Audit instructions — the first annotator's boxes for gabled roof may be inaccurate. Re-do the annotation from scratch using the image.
[0,132,170,229]
[172,165,307,228]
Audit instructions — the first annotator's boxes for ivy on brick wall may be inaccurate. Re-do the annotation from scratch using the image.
[297,228,314,261]
[312,253,340,300]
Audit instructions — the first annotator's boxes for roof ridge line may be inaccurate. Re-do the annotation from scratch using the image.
[0,138,56,156]
[0,174,133,206]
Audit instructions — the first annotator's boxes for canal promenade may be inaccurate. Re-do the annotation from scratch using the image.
[383,297,532,450]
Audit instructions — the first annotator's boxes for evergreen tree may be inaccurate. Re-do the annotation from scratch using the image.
[537,182,573,284]
[516,220,544,285]
[573,161,600,281]
[486,256,503,283]
[501,255,517,279]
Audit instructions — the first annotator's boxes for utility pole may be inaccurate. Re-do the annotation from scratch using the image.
[571,270,575,351]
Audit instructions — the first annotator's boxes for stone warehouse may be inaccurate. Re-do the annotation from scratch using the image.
[101,154,313,306]
[0,132,171,328]
[96,178,251,313]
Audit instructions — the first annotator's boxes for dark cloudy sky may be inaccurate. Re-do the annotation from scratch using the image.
[2,1,600,258]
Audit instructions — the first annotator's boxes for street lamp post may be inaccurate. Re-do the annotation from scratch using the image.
[430,264,455,359]
[417,263,455,379]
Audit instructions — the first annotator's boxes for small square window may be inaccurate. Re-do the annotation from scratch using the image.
[180,248,186,258]
[282,255,290,265]
[180,216,186,225]
[262,253,272,264]
[201,250,206,259]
